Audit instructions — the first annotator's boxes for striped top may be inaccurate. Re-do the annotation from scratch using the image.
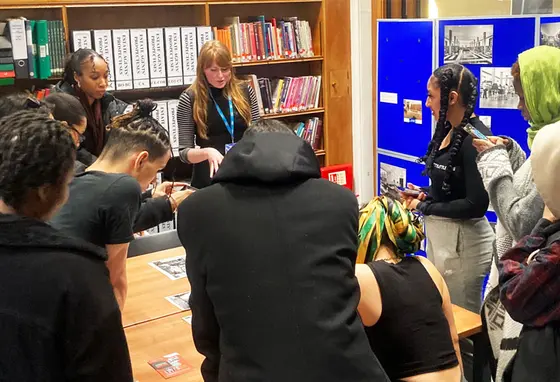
[177,83,261,158]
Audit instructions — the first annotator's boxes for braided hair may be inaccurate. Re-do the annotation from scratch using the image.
[100,99,171,162]
[419,64,478,194]
[357,196,425,263]
[0,110,75,212]
[63,49,108,87]
[0,92,52,119]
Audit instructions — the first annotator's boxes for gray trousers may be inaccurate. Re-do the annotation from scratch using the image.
[425,216,494,313]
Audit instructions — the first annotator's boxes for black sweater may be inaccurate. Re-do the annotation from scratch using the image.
[177,132,389,382]
[417,117,491,219]
[0,214,132,381]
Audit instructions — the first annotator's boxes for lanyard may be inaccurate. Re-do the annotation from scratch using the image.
[213,96,234,143]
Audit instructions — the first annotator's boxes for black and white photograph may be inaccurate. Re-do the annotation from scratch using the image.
[480,67,519,109]
[148,255,187,280]
[380,162,406,197]
[165,292,191,310]
[478,115,492,130]
[182,315,192,325]
[541,22,560,48]
[444,25,493,65]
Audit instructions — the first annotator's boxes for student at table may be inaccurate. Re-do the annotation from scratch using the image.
[356,196,462,382]
[177,119,389,382]
[51,99,192,310]
[177,40,260,189]
[53,48,130,166]
[0,111,132,381]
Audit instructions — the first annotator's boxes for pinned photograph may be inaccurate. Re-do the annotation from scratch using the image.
[380,163,406,197]
[148,255,187,280]
[404,99,423,124]
[443,25,493,65]
[165,292,191,311]
[541,22,560,48]
[480,67,519,109]
[478,115,492,130]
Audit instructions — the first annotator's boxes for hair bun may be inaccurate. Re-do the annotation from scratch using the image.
[136,99,156,118]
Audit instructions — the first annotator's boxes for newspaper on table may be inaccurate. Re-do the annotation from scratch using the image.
[182,315,192,325]
[165,292,191,311]
[148,255,187,280]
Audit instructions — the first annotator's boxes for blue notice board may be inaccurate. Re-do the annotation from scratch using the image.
[437,17,537,155]
[377,20,435,159]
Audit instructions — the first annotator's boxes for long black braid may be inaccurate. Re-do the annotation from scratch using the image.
[419,64,478,194]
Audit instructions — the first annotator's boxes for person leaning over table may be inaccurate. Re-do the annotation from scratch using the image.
[53,48,130,167]
[177,40,260,189]
[0,111,132,382]
[51,99,193,310]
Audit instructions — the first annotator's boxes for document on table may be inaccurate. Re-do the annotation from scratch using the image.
[165,292,191,311]
[148,255,187,280]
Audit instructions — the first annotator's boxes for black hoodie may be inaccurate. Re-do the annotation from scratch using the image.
[177,132,389,382]
[0,214,133,382]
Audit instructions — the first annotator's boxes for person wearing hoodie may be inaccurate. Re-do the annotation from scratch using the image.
[472,45,560,381]
[53,48,129,166]
[498,121,560,381]
[177,119,389,382]
[0,110,132,381]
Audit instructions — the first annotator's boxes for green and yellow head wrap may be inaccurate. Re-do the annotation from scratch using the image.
[357,196,425,264]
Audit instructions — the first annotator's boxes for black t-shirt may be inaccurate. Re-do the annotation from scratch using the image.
[417,116,491,219]
[51,171,142,247]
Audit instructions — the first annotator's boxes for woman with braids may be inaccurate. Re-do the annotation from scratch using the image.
[356,196,462,382]
[51,99,192,310]
[177,40,260,188]
[0,111,132,381]
[53,48,129,166]
[472,45,560,382]
[402,63,493,313]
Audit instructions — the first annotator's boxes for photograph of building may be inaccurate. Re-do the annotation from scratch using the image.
[404,99,423,124]
[480,67,519,109]
[444,25,493,65]
[380,163,406,197]
[541,22,560,48]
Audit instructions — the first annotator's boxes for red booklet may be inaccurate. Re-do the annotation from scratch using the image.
[148,352,192,379]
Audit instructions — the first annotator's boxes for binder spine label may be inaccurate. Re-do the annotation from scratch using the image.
[147,28,167,88]
[130,29,150,89]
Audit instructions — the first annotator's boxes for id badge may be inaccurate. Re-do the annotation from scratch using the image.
[225,142,236,153]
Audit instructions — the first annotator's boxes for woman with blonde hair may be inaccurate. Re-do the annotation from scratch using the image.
[356,196,463,382]
[178,40,260,188]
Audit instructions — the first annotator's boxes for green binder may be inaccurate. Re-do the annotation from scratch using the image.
[34,20,50,79]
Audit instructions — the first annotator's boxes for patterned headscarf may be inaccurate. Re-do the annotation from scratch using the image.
[357,196,425,264]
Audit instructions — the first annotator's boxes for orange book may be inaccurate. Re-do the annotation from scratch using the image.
[148,352,192,379]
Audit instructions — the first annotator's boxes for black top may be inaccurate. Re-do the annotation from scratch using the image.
[0,214,132,381]
[50,171,142,247]
[418,116,491,219]
[177,132,389,382]
[365,257,458,380]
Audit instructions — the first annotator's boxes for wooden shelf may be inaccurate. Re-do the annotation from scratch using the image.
[261,108,324,120]
[233,56,322,68]
[314,149,326,156]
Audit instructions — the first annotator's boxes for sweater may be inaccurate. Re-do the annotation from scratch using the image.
[477,138,544,381]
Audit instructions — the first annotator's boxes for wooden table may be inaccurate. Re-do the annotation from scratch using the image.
[452,304,487,382]
[126,312,204,382]
[123,247,191,328]
[453,304,482,338]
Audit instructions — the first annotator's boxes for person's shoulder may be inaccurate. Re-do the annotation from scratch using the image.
[178,184,222,213]
[86,172,141,203]
[307,178,358,207]
[410,255,445,295]
[180,88,195,102]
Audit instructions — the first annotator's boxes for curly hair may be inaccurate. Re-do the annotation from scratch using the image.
[0,92,52,119]
[0,110,75,211]
[419,64,478,194]
[101,98,171,161]
[44,92,86,126]
[357,196,425,263]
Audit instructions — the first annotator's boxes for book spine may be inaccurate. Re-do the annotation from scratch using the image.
[93,29,115,91]
[147,28,166,88]
[72,30,93,51]
[9,19,29,79]
[164,27,183,86]
[129,29,150,89]
[166,99,180,156]
[24,20,36,78]
[112,29,133,90]
[180,27,196,85]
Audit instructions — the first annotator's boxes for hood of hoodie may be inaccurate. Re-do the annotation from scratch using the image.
[212,132,321,185]
[0,213,107,261]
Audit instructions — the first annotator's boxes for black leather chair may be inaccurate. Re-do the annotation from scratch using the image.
[127,229,182,258]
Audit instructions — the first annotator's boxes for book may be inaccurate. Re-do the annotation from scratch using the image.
[148,352,192,379]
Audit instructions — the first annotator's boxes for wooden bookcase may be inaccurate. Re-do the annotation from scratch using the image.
[0,0,352,167]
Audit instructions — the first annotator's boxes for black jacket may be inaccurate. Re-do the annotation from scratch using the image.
[0,214,133,382]
[177,132,389,382]
[52,81,129,165]
[133,190,174,233]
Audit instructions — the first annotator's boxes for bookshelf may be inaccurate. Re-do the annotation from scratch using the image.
[0,0,353,168]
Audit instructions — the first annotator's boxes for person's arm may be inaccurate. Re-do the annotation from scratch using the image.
[417,139,489,219]
[177,198,220,382]
[476,140,544,242]
[177,91,208,164]
[105,243,129,310]
[247,84,261,123]
[499,218,560,326]
[355,263,382,326]
[415,256,462,373]
[65,260,133,382]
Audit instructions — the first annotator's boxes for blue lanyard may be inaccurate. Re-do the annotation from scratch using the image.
[213,96,234,143]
